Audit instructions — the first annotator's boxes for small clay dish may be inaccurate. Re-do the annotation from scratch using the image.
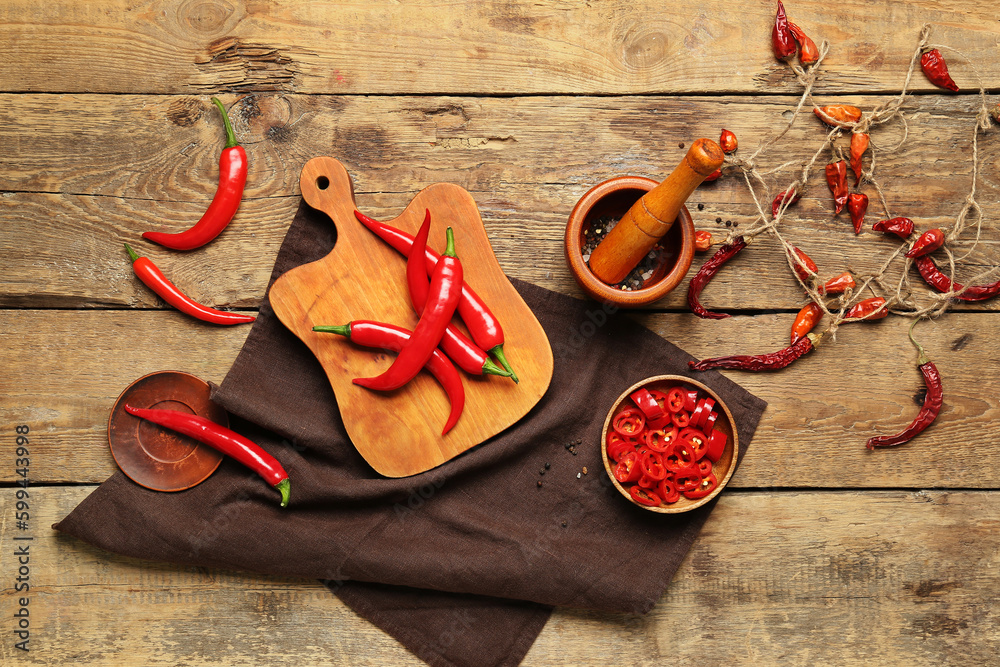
[601,375,738,513]
[565,176,695,307]
[108,371,226,492]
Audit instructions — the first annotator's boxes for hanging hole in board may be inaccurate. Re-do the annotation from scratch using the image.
[317,176,330,190]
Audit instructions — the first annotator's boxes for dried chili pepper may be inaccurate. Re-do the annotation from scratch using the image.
[825,160,849,214]
[814,105,862,128]
[866,320,943,449]
[818,271,855,295]
[850,132,869,183]
[354,228,463,392]
[124,243,255,325]
[687,236,746,319]
[772,189,800,217]
[872,217,914,238]
[689,333,818,372]
[920,48,959,92]
[914,256,1000,302]
[992,103,1000,124]
[404,209,508,378]
[787,22,818,65]
[904,228,945,258]
[719,129,738,153]
[844,296,888,320]
[124,405,290,506]
[142,98,248,251]
[313,321,465,435]
[354,210,516,382]
[694,230,713,252]
[847,193,868,234]
[771,1,797,60]
[790,302,822,344]
[790,246,817,283]
[703,169,722,182]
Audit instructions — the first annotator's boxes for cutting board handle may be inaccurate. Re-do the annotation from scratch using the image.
[300,157,356,214]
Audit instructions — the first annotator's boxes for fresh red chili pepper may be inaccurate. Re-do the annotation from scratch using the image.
[818,271,856,296]
[404,209,508,378]
[674,471,701,493]
[790,246,818,283]
[665,387,686,413]
[679,427,708,458]
[629,485,662,507]
[866,320,943,449]
[847,193,868,235]
[705,430,727,463]
[682,472,718,500]
[825,160,849,214]
[643,426,679,453]
[142,98,248,251]
[640,450,667,481]
[850,132,869,183]
[787,22,818,65]
[682,389,699,412]
[614,450,643,484]
[697,459,713,476]
[702,410,719,435]
[630,388,665,421]
[312,320,465,435]
[694,230,713,252]
[914,256,1000,302]
[124,243,255,325]
[613,407,646,437]
[354,228,463,391]
[771,1,796,60]
[657,477,680,504]
[689,333,817,372]
[872,217,914,238]
[719,129,738,153]
[124,405,289,506]
[920,48,959,92]
[904,228,945,258]
[671,410,691,428]
[814,105,862,128]
[687,236,747,319]
[703,169,722,182]
[844,296,888,321]
[353,210,516,382]
[606,431,638,462]
[791,302,823,344]
[772,189,801,217]
[664,440,698,474]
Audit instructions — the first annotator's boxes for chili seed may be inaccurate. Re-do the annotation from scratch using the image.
[582,467,588,475]
[577,472,582,478]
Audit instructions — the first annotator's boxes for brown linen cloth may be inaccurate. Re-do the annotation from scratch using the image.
[56,201,766,667]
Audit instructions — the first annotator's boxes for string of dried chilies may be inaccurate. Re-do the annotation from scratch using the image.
[687,6,999,450]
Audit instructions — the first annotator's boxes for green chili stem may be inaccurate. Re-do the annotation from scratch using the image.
[908,318,929,366]
[443,227,456,258]
[490,344,518,383]
[211,97,239,149]
[313,324,352,337]
[124,242,140,263]
[482,358,512,377]
[274,478,291,508]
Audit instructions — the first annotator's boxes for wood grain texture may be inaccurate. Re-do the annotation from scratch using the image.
[2,94,998,311]
[3,487,997,665]
[1,1,998,95]
[269,157,553,476]
[3,309,998,488]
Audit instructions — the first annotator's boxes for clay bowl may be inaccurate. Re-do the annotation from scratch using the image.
[565,176,695,307]
[601,375,738,514]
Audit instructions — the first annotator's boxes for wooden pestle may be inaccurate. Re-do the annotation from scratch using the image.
[588,138,725,285]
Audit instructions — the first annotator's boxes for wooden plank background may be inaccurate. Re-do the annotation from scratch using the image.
[2,0,999,664]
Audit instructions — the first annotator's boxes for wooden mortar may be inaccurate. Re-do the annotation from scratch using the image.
[588,138,724,285]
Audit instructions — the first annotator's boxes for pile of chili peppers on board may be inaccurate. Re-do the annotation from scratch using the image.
[314,209,516,435]
[679,2,995,451]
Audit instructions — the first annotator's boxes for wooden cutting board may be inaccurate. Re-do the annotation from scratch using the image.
[269,157,554,477]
